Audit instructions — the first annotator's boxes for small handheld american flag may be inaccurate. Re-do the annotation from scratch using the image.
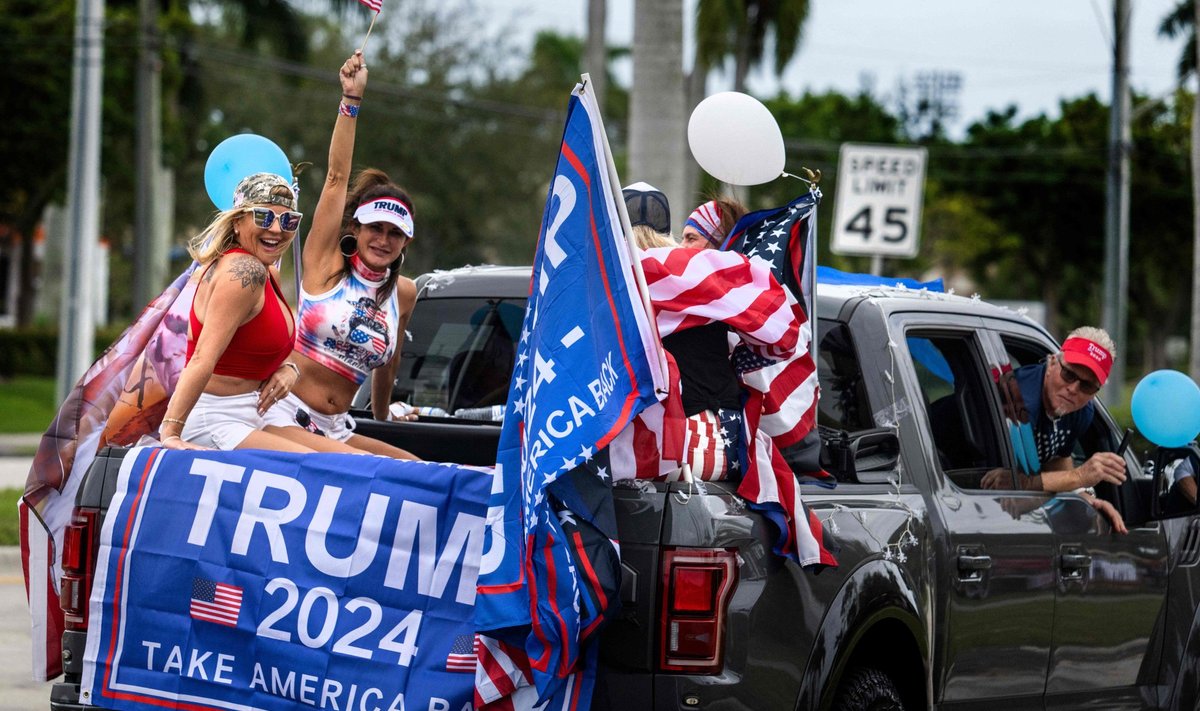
[357,0,381,13]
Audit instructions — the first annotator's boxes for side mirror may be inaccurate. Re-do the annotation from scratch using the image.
[1150,445,1200,519]
[820,427,901,484]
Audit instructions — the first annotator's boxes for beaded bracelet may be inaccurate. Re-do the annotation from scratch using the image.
[339,101,359,118]
[162,417,187,426]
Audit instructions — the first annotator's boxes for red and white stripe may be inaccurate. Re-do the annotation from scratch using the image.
[475,634,537,710]
[640,248,799,360]
[357,0,382,12]
[678,410,728,481]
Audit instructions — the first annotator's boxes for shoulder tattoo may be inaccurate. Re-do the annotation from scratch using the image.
[227,254,267,289]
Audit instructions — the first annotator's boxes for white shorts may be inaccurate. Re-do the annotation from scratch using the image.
[262,392,358,443]
[181,391,266,450]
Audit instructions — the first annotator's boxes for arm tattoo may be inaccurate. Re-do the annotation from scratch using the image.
[227,255,267,289]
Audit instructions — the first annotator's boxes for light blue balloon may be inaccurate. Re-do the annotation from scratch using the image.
[1131,370,1200,448]
[204,134,293,211]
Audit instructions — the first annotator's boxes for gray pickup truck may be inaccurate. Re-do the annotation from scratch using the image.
[52,265,1200,710]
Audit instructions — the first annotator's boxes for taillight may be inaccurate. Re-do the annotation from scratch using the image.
[659,548,737,674]
[60,508,99,630]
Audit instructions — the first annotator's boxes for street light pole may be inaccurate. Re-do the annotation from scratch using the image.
[58,0,104,402]
[1102,0,1131,400]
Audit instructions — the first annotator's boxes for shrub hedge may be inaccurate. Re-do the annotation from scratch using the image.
[0,325,129,378]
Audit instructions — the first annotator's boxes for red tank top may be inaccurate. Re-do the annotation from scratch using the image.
[187,248,296,381]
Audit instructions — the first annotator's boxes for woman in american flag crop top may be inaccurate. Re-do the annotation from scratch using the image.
[258,50,418,459]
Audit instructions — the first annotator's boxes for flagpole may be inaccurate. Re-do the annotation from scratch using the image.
[577,74,670,391]
[358,12,378,54]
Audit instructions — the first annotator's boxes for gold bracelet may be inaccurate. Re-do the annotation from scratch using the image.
[282,362,301,380]
[162,417,187,426]
[162,435,181,443]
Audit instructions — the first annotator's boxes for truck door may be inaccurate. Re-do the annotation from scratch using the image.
[895,318,1053,711]
[992,333,1168,710]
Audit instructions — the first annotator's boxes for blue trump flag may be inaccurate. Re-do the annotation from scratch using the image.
[81,446,493,711]
[475,79,666,708]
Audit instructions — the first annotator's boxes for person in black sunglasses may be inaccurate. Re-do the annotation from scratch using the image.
[257,50,418,459]
[982,327,1127,530]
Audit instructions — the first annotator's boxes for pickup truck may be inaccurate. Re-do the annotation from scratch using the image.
[51,265,1200,710]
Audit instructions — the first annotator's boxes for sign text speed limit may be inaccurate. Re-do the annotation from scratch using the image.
[831,143,928,258]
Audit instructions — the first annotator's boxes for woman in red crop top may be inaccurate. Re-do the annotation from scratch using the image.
[158,171,315,452]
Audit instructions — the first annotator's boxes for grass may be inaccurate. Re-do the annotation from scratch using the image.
[0,487,19,545]
[0,376,56,434]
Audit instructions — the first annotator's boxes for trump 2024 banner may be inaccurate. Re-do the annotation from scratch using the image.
[81,447,490,710]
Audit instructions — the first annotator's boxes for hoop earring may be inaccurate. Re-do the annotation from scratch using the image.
[340,234,357,258]
[399,249,406,267]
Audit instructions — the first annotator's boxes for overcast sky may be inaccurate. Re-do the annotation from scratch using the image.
[476,0,1188,133]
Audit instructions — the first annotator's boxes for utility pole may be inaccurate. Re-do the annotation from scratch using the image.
[585,0,606,110]
[134,0,164,309]
[59,0,104,401]
[1102,0,1131,400]
[1191,0,1200,383]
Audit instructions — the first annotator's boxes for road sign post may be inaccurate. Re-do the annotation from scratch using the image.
[831,143,928,265]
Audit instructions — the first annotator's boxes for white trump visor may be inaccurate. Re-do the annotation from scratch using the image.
[354,197,415,238]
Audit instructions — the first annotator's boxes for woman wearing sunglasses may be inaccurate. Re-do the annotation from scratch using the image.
[158,171,314,451]
[259,50,418,458]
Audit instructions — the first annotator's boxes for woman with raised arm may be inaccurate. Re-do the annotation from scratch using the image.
[158,170,312,452]
[261,50,418,458]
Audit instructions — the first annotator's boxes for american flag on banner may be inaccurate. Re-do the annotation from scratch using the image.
[20,264,197,681]
[189,578,243,627]
[724,190,837,567]
[474,77,666,711]
[357,0,382,13]
[446,634,479,672]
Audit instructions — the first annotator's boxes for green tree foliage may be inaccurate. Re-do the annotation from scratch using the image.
[754,90,902,269]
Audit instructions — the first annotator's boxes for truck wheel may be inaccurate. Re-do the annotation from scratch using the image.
[834,666,905,711]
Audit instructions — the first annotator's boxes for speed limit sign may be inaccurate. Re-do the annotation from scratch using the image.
[831,143,927,258]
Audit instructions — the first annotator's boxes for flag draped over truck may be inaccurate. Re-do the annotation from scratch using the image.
[723,191,838,567]
[20,265,197,680]
[474,79,668,709]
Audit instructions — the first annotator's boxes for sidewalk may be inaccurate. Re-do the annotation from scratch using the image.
[0,434,39,490]
[0,432,40,456]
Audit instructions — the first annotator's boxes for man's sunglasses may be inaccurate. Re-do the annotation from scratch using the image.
[245,207,303,233]
[1055,355,1101,395]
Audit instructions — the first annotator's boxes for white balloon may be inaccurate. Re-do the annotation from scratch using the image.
[688,92,785,186]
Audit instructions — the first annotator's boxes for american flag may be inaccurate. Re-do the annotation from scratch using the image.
[446,634,479,672]
[614,232,837,568]
[357,0,382,13]
[189,578,243,627]
[725,191,837,567]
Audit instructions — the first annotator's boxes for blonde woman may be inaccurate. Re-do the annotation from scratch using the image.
[159,171,312,452]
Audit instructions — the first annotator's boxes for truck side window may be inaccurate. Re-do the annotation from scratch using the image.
[816,320,872,432]
[998,336,1119,466]
[905,333,1005,489]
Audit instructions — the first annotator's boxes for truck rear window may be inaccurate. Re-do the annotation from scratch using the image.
[394,297,525,415]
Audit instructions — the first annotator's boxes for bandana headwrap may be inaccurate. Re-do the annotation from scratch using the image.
[232,172,297,211]
[685,201,724,248]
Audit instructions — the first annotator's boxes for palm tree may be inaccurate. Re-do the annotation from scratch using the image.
[629,0,687,225]
[1158,1,1200,380]
[585,0,606,107]
[694,0,810,92]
